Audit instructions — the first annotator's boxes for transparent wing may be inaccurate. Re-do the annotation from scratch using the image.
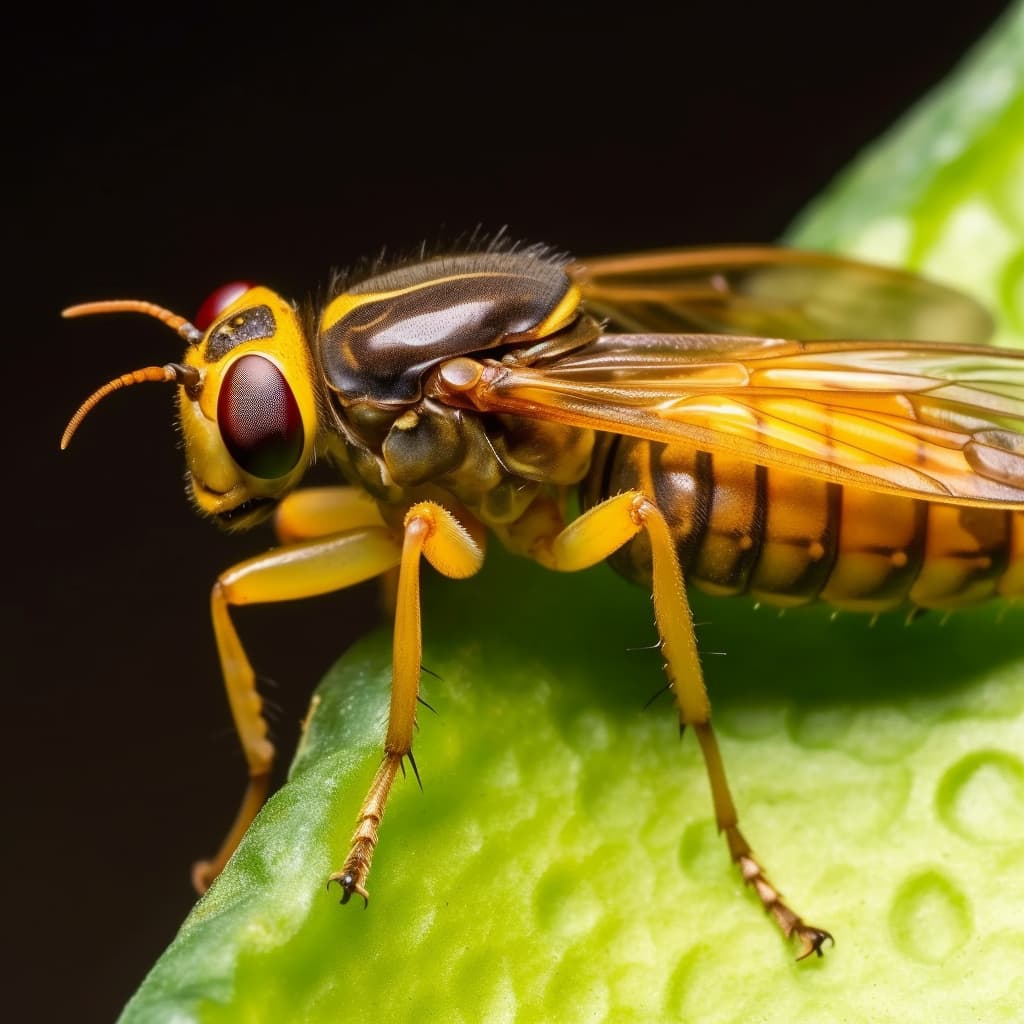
[569,246,995,344]
[458,333,1024,507]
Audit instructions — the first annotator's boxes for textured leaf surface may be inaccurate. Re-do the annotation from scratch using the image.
[123,7,1024,1022]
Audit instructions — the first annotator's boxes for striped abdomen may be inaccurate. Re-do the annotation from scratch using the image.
[584,435,1024,612]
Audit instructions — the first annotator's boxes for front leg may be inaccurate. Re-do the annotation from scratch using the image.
[329,501,484,906]
[192,523,404,892]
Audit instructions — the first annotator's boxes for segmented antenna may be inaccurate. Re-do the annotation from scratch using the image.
[61,363,201,449]
[60,298,206,448]
[62,299,203,344]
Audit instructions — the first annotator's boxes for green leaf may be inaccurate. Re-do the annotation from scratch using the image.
[123,8,1024,1022]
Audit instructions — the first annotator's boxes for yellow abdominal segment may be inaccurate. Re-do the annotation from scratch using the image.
[587,435,1024,613]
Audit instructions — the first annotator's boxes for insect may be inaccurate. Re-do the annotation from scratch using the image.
[62,243,1024,960]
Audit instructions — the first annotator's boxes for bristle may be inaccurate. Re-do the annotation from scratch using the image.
[323,231,572,303]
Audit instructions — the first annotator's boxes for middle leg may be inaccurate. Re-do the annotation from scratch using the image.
[329,500,485,905]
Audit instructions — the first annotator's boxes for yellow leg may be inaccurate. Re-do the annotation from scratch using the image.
[192,525,404,892]
[274,487,413,616]
[544,490,832,959]
[329,501,484,906]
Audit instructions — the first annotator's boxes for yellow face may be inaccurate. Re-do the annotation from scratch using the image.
[178,286,319,530]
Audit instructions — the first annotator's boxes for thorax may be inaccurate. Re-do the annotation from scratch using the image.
[324,404,595,550]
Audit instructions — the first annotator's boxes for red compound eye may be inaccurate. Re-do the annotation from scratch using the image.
[195,281,255,330]
[218,355,303,479]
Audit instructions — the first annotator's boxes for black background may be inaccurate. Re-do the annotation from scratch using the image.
[7,3,1016,1020]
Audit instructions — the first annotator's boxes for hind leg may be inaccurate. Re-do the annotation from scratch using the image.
[542,490,833,959]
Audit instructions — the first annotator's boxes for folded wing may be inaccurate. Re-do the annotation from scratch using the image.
[570,246,995,343]
[464,334,1024,507]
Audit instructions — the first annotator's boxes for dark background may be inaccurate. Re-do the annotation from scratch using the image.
[7,3,1016,1020]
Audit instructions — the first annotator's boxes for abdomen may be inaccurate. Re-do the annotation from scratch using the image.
[583,435,1024,612]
